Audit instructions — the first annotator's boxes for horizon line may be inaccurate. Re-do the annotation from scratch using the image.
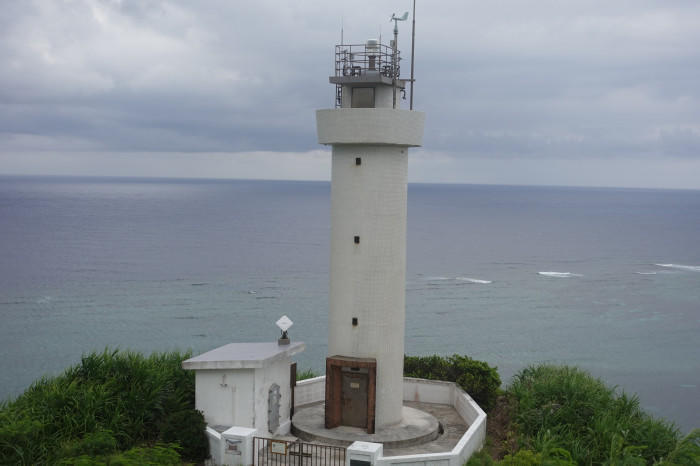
[1,172,698,193]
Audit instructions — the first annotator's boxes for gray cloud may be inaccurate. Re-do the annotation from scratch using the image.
[1,0,699,187]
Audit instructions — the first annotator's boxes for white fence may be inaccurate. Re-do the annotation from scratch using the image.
[294,376,486,466]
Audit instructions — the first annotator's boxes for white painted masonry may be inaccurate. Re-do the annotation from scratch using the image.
[334,78,402,109]
[183,341,304,435]
[206,426,256,466]
[347,441,385,466]
[328,144,408,425]
[195,369,254,428]
[318,52,425,427]
[316,109,425,146]
[294,375,327,407]
[294,377,486,465]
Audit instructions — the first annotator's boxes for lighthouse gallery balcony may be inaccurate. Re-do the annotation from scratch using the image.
[316,108,424,147]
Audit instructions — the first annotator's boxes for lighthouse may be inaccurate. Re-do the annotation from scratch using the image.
[317,36,425,432]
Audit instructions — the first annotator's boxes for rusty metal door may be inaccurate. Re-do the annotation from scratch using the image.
[341,372,368,428]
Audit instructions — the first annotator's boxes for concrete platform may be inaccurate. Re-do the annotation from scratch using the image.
[291,402,441,448]
[383,401,469,456]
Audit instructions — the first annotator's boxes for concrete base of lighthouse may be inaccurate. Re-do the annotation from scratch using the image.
[291,403,441,448]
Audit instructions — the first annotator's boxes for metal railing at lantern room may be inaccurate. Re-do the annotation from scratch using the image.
[334,42,401,80]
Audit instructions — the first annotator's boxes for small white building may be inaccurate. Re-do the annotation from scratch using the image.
[183,341,304,465]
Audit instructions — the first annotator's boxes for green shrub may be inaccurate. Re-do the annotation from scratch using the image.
[466,448,575,465]
[659,429,700,465]
[507,364,680,465]
[0,349,206,464]
[499,449,543,466]
[296,368,318,381]
[159,409,208,462]
[60,429,118,458]
[0,416,44,464]
[466,450,495,465]
[404,354,501,410]
[497,448,575,466]
[58,443,182,465]
[108,443,182,465]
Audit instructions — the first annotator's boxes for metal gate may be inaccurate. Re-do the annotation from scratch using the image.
[253,437,346,466]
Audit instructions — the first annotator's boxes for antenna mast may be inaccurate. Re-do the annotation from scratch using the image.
[410,0,416,110]
[390,12,408,109]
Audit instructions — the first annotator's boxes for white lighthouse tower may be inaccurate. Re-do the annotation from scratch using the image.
[316,33,425,432]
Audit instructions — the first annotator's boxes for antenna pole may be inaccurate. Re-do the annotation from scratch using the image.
[410,0,416,110]
[392,18,398,109]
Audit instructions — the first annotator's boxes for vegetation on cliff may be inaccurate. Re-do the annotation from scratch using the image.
[404,354,501,411]
[468,364,698,465]
[2,351,697,465]
[0,349,207,465]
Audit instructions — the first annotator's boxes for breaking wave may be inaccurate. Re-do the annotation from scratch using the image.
[425,276,491,284]
[655,264,700,272]
[538,271,582,278]
[456,277,493,284]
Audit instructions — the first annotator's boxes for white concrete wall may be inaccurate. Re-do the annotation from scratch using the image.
[340,84,400,109]
[378,454,453,466]
[340,82,403,109]
[316,108,425,146]
[450,386,487,466]
[196,359,292,434]
[328,145,408,427]
[384,380,486,466]
[401,377,486,462]
[294,378,487,466]
[294,376,326,407]
[375,84,399,109]
[196,369,254,428]
[403,378,456,406]
[253,357,293,435]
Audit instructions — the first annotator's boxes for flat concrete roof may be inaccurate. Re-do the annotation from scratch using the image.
[329,75,406,88]
[182,341,305,370]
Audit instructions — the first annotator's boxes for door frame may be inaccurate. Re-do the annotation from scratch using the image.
[324,355,376,433]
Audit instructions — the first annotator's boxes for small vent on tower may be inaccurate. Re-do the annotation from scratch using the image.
[354,236,360,244]
[356,157,362,165]
[352,317,358,326]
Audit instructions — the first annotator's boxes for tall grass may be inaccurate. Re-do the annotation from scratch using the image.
[296,368,318,381]
[404,354,501,410]
[0,349,208,465]
[508,365,681,465]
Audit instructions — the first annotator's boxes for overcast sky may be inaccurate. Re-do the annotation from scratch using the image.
[1,0,699,189]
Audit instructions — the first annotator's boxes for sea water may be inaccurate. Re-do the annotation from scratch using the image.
[0,176,698,432]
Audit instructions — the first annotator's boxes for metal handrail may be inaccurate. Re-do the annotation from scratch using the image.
[334,43,401,79]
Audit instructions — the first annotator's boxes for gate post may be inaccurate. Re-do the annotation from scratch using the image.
[222,426,256,466]
[347,441,383,466]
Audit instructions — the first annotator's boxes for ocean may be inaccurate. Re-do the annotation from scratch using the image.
[0,175,698,433]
